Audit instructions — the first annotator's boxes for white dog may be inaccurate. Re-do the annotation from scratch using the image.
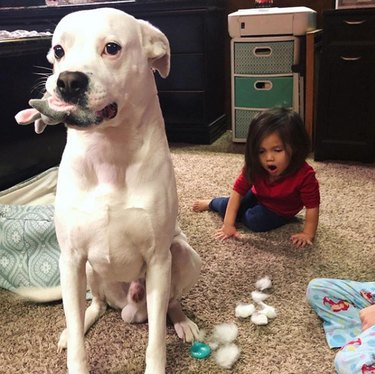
[20,8,202,374]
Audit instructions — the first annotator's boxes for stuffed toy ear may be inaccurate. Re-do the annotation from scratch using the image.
[138,19,170,78]
[34,119,48,134]
[15,108,49,134]
[15,108,41,126]
[15,96,69,134]
[14,108,48,134]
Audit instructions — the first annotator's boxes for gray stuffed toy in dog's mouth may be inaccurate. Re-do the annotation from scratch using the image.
[15,94,70,134]
[15,91,119,133]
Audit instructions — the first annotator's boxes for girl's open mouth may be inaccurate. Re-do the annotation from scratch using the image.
[267,165,278,174]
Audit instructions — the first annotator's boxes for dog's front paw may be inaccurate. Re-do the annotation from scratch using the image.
[57,329,67,352]
[174,318,200,343]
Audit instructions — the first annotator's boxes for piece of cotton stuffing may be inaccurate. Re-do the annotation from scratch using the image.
[259,302,277,319]
[251,312,268,325]
[235,303,255,318]
[215,343,241,369]
[251,290,269,304]
[255,276,272,291]
[212,323,238,344]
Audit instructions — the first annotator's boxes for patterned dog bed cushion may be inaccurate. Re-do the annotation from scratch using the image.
[0,204,60,290]
[0,168,60,291]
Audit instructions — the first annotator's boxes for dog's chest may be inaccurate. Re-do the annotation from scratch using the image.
[55,133,177,280]
[57,191,155,281]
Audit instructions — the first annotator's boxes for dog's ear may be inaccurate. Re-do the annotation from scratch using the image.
[138,20,170,78]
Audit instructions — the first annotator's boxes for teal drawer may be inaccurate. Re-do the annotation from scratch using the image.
[233,40,295,75]
[235,76,293,108]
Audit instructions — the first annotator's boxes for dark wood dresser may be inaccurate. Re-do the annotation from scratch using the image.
[315,8,375,162]
[0,0,227,190]
[0,0,227,144]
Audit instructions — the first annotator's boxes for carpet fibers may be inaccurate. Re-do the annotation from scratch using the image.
[1,132,374,373]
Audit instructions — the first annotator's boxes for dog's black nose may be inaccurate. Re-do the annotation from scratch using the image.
[57,71,89,103]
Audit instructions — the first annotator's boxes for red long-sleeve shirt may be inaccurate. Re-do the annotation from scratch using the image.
[233,162,320,218]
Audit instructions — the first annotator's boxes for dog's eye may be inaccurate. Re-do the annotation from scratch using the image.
[53,45,65,60]
[104,42,121,56]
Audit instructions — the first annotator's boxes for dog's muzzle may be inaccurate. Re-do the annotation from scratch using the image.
[63,101,118,128]
[57,71,88,104]
[52,71,118,127]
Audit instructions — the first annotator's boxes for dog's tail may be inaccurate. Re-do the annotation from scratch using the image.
[14,286,62,303]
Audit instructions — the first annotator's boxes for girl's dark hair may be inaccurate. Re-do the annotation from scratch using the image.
[243,107,310,183]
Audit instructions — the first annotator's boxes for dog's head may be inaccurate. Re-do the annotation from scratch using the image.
[45,8,170,129]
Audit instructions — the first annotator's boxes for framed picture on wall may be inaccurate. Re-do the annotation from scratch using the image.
[336,0,375,8]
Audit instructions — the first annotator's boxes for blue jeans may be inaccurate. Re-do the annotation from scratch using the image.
[209,190,290,232]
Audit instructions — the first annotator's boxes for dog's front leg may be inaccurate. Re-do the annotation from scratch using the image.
[59,252,89,374]
[144,251,172,374]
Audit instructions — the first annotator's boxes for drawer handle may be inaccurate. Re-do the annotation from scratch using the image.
[344,20,366,25]
[340,56,361,61]
[254,80,273,90]
[253,46,272,57]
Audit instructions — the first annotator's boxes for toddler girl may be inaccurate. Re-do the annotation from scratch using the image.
[193,108,320,247]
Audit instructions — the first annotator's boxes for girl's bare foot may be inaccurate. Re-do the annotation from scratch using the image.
[192,199,211,212]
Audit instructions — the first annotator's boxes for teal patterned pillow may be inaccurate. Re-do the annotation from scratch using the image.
[0,204,60,291]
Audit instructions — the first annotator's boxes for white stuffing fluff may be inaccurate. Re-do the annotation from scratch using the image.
[251,312,268,325]
[251,290,269,304]
[232,276,276,327]
[259,302,277,319]
[255,276,272,291]
[212,323,238,344]
[214,343,241,369]
[235,303,255,318]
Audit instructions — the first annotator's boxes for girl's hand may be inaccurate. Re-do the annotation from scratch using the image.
[215,225,240,241]
[360,304,375,331]
[290,232,313,248]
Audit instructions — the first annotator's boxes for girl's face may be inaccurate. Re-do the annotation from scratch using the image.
[258,131,290,180]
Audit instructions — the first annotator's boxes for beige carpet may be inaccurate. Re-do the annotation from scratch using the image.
[1,131,374,374]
